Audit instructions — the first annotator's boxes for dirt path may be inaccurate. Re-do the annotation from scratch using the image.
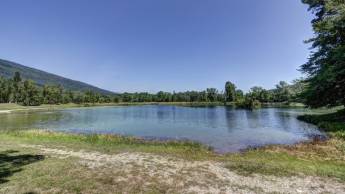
[20,144,345,194]
[0,110,12,113]
[0,107,47,114]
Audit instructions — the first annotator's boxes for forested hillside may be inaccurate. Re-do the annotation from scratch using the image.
[0,59,114,95]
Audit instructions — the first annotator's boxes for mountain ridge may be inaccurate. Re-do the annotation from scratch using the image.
[0,58,115,95]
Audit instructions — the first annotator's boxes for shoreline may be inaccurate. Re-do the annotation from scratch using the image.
[0,106,344,192]
[1,132,344,193]
[0,102,308,114]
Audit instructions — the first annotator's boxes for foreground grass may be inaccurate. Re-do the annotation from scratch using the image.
[0,109,345,192]
[0,130,214,159]
[3,134,344,194]
[225,138,345,179]
[226,108,345,180]
[1,128,345,179]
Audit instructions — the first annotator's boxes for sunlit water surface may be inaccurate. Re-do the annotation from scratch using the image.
[0,105,324,152]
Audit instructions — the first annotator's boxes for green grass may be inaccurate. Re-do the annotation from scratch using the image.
[0,103,87,111]
[0,146,190,193]
[298,109,345,139]
[0,130,214,160]
[0,130,217,193]
[1,129,345,181]
[262,102,306,108]
[0,128,345,193]
[224,142,345,179]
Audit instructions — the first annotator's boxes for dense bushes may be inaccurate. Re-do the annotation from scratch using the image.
[235,98,261,110]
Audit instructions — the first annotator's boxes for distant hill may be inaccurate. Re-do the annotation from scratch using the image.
[0,58,115,95]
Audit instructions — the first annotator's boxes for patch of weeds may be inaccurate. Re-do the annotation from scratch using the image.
[225,155,294,177]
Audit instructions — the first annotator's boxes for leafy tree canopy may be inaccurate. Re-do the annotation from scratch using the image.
[225,81,236,102]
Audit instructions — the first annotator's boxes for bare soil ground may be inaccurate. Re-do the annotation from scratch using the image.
[15,144,345,194]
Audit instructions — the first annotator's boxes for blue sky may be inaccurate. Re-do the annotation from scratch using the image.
[0,0,313,93]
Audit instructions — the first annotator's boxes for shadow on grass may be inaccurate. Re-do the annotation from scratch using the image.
[0,150,44,184]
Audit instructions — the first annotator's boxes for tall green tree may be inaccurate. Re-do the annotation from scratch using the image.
[22,80,41,106]
[13,72,22,83]
[11,72,22,103]
[0,77,12,103]
[225,81,236,102]
[206,88,218,102]
[84,90,97,104]
[289,79,306,102]
[235,89,244,101]
[62,90,74,104]
[43,85,63,104]
[275,81,290,102]
[301,0,345,107]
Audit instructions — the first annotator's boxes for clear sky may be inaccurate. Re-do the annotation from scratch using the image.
[0,0,313,93]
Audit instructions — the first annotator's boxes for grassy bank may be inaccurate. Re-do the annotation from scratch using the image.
[298,109,345,139]
[1,129,345,179]
[1,109,345,192]
[0,102,227,113]
[0,101,307,113]
[0,102,156,112]
[261,102,305,108]
[224,105,345,180]
[2,130,345,193]
[0,130,213,159]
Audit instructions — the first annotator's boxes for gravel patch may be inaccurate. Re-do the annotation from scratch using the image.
[22,144,345,194]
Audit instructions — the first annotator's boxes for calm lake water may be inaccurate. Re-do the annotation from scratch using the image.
[0,105,324,152]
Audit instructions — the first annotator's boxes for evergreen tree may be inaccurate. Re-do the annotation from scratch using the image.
[11,72,22,103]
[22,80,41,106]
[301,0,345,107]
[0,77,12,103]
[225,81,236,102]
[206,88,218,102]
[13,71,22,83]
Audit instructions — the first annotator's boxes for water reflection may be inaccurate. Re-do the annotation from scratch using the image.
[0,111,64,130]
[0,106,324,153]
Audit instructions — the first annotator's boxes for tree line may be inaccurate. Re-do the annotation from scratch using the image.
[0,72,113,106]
[120,79,305,104]
[0,72,305,107]
[112,79,305,105]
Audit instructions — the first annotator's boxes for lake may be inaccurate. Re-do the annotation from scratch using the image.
[0,105,324,153]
